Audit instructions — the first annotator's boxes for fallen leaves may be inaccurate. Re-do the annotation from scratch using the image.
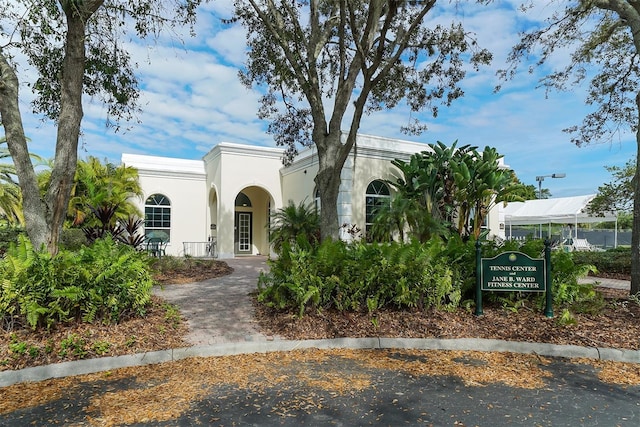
[2,262,640,426]
[574,358,640,386]
[151,259,233,285]
[2,348,639,426]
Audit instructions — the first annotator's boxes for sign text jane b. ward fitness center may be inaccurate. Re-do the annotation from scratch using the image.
[481,252,545,292]
[475,241,553,318]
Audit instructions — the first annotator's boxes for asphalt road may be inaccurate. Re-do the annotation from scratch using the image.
[2,350,639,427]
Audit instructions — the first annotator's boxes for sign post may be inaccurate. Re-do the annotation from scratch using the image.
[475,240,483,316]
[475,240,553,317]
[544,240,553,317]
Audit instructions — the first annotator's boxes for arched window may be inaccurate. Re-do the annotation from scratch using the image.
[235,192,252,207]
[365,180,391,240]
[145,194,171,241]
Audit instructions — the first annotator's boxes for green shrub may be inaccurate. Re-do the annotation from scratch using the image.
[550,250,597,306]
[0,235,153,330]
[438,237,599,310]
[573,248,630,276]
[258,238,460,315]
[258,236,600,317]
[0,225,24,256]
[59,228,88,251]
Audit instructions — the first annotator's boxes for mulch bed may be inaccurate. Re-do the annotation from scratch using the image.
[2,260,639,374]
[254,287,640,350]
[1,296,190,372]
[152,260,234,285]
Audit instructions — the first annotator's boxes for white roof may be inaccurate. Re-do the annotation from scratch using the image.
[503,194,617,225]
[121,153,205,175]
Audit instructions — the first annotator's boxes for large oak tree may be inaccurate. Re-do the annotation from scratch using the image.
[500,0,640,295]
[232,0,492,241]
[0,0,204,254]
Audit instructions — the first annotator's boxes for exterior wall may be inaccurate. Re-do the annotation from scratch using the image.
[123,134,506,259]
[280,149,319,206]
[121,154,208,256]
[203,143,284,259]
[281,135,431,239]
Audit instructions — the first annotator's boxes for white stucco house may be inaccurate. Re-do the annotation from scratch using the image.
[122,134,504,259]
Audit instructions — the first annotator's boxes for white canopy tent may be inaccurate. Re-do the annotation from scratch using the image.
[501,194,618,245]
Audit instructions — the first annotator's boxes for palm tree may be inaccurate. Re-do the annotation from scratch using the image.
[0,138,23,225]
[387,142,474,241]
[269,200,320,253]
[67,156,143,227]
[370,196,409,242]
[371,196,447,243]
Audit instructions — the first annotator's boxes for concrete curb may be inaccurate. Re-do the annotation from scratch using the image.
[2,337,639,388]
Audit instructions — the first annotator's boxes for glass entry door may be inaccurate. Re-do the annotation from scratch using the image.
[234,212,252,254]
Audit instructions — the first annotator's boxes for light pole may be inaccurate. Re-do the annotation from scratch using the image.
[535,173,566,239]
[535,173,566,199]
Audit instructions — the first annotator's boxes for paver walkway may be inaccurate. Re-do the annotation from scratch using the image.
[579,276,631,290]
[152,256,275,345]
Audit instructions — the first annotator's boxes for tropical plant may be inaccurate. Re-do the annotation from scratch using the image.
[390,141,471,227]
[268,200,320,254]
[0,235,153,330]
[258,238,460,316]
[0,138,23,225]
[0,181,22,225]
[0,136,45,225]
[385,141,473,241]
[369,196,412,242]
[68,156,143,228]
[82,203,145,250]
[452,146,524,239]
[0,224,23,256]
[386,142,522,241]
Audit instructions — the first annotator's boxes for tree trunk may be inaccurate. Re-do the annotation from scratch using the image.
[631,91,640,295]
[0,8,88,255]
[0,50,49,250]
[43,13,87,255]
[315,132,344,241]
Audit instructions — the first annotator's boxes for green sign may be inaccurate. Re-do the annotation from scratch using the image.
[481,251,546,292]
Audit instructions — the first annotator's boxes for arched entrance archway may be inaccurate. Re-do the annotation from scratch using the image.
[234,186,273,256]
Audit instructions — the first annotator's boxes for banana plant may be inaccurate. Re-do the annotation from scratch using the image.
[453,146,524,239]
[388,141,475,241]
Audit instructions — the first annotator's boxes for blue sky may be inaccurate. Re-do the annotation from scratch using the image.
[16,0,637,198]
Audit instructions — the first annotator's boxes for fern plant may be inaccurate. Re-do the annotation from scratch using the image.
[0,235,153,330]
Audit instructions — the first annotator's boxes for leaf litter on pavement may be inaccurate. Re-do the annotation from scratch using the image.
[1,348,639,426]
